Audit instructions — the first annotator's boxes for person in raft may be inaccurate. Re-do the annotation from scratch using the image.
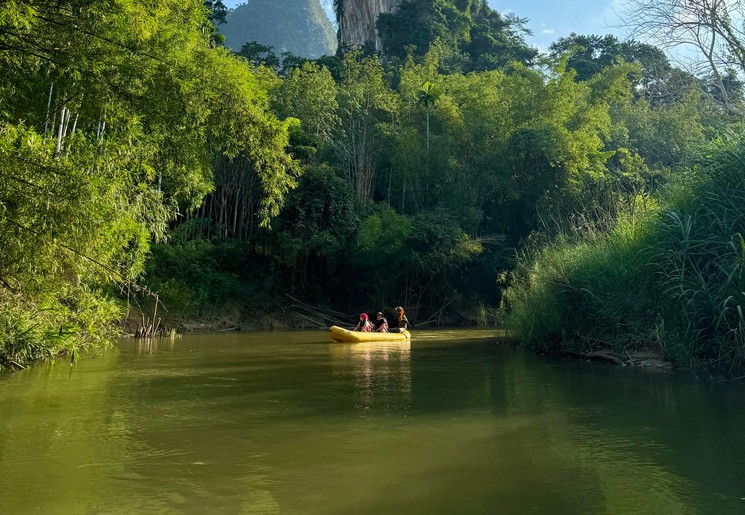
[373,311,388,332]
[353,312,373,332]
[389,306,409,333]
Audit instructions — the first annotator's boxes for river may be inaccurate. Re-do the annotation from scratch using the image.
[0,330,744,513]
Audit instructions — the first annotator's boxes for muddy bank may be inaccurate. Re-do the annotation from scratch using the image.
[122,302,337,337]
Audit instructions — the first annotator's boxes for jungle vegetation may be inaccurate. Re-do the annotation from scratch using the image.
[0,0,296,367]
[2,0,745,373]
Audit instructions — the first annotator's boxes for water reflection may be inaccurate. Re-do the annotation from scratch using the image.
[132,336,176,354]
[330,342,412,413]
[328,340,411,361]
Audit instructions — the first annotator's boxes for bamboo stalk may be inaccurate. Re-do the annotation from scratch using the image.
[70,110,79,136]
[55,106,65,155]
[44,82,54,138]
[61,106,71,142]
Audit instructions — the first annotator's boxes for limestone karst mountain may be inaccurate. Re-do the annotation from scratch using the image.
[337,0,401,51]
[221,0,337,58]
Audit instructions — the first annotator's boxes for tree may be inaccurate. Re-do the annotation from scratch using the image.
[549,34,649,81]
[547,33,704,105]
[333,53,397,202]
[622,0,745,114]
[416,81,440,150]
[272,165,359,295]
[237,41,280,69]
[272,62,340,149]
[377,0,536,72]
[205,1,228,25]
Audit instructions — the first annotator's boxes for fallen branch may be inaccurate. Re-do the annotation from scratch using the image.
[283,294,350,327]
[9,359,26,370]
[417,295,461,327]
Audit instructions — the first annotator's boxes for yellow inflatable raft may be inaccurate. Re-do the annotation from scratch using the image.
[329,325,411,343]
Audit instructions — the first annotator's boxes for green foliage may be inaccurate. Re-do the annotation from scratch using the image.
[333,52,397,201]
[0,302,54,368]
[416,81,440,110]
[377,0,536,72]
[612,92,706,168]
[389,56,620,236]
[146,239,248,314]
[548,33,713,110]
[237,41,280,69]
[275,165,359,261]
[550,34,663,82]
[347,204,484,312]
[0,282,124,369]
[1,0,725,361]
[504,219,654,350]
[272,62,340,148]
[354,203,414,271]
[204,1,228,25]
[173,34,721,326]
[505,132,745,371]
[473,303,501,327]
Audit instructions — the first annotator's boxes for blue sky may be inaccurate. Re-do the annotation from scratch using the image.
[489,0,625,51]
[223,0,625,53]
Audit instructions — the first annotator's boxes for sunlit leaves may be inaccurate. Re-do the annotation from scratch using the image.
[272,62,340,147]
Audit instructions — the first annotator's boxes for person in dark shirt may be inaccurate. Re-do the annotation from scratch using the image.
[372,312,388,332]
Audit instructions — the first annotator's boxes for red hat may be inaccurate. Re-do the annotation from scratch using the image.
[360,313,369,319]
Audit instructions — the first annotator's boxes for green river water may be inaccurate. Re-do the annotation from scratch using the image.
[1,330,744,514]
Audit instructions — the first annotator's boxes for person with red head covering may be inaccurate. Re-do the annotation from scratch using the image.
[353,312,372,332]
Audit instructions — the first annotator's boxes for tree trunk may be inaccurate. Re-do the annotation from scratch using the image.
[426,110,430,151]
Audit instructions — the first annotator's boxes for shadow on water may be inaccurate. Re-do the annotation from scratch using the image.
[0,329,744,513]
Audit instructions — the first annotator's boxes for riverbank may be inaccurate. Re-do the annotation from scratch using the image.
[558,348,674,371]
[124,293,502,337]
[122,302,321,336]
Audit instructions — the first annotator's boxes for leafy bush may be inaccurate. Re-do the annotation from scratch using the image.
[146,240,251,315]
[0,284,123,370]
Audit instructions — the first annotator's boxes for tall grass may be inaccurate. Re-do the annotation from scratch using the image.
[648,141,745,369]
[504,135,745,371]
[505,217,656,352]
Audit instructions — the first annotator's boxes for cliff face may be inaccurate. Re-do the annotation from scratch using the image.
[221,0,337,58]
[339,0,401,51]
